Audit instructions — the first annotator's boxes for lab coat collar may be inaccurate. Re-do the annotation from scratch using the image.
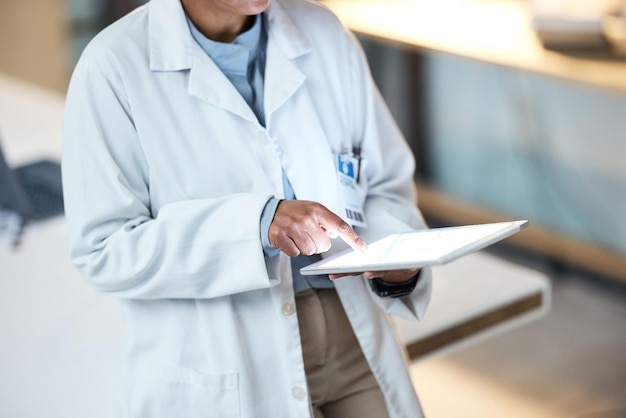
[148,0,193,71]
[265,0,312,60]
[148,0,311,71]
[148,0,255,120]
[264,1,312,121]
[148,0,312,123]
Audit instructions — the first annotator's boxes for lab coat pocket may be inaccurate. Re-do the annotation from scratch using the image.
[131,359,239,418]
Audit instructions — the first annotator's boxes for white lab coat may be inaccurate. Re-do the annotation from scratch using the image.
[62,0,432,416]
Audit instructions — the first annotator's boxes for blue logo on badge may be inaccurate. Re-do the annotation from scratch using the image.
[338,155,355,179]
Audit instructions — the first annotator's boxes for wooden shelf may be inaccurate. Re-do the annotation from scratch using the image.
[416,183,626,284]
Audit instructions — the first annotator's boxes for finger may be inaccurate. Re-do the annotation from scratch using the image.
[285,228,322,256]
[272,234,301,257]
[297,232,319,256]
[329,271,363,280]
[321,226,339,239]
[321,216,368,253]
[364,269,419,282]
[306,229,332,254]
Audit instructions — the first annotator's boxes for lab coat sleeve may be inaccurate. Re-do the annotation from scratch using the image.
[62,58,277,300]
[344,30,433,321]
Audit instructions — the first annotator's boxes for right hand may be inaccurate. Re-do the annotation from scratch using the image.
[268,200,368,257]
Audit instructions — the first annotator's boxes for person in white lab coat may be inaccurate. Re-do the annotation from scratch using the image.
[61,0,432,416]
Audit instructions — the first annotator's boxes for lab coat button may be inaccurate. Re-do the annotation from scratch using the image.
[282,300,296,316]
[291,386,306,401]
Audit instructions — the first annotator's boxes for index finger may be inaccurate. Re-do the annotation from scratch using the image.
[322,215,368,253]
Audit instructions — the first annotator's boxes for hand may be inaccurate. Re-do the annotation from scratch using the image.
[269,200,368,257]
[329,268,420,283]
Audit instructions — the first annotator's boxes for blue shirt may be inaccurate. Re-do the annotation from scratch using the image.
[187,14,331,292]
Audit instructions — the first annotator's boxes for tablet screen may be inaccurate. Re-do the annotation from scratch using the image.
[300,220,528,275]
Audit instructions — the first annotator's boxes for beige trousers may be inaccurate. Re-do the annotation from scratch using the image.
[296,288,390,418]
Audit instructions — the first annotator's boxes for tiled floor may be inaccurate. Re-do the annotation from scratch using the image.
[2,2,625,417]
[410,249,626,418]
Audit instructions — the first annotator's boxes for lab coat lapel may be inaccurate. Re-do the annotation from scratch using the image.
[187,46,259,123]
[264,2,344,219]
[264,2,310,121]
[148,0,191,72]
[148,0,258,123]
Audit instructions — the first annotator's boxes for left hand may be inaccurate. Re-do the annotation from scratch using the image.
[329,268,420,283]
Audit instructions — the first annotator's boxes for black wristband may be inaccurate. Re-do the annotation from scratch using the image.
[368,272,420,298]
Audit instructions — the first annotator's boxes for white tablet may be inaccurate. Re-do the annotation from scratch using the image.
[300,220,529,275]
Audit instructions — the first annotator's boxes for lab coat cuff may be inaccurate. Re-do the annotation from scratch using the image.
[369,267,432,321]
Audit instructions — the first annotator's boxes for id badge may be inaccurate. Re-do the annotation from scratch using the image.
[337,153,368,228]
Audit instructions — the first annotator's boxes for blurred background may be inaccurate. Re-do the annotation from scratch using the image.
[1,0,626,417]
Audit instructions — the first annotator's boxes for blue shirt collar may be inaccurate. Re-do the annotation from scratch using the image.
[187,14,263,77]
